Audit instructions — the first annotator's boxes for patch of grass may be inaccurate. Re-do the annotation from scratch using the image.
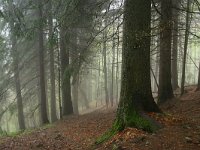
[40,123,54,130]
[0,130,23,138]
[0,123,55,138]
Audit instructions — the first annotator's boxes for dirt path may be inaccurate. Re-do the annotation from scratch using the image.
[0,89,200,150]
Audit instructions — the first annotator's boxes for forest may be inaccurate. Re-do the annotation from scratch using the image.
[0,0,200,149]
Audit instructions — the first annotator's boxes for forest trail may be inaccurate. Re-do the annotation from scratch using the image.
[1,87,200,150]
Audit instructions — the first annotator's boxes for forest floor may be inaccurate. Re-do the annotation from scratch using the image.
[0,86,200,150]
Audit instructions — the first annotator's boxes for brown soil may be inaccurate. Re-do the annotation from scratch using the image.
[1,87,200,150]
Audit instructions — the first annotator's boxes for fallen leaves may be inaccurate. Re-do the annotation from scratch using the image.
[1,88,200,150]
[148,112,184,126]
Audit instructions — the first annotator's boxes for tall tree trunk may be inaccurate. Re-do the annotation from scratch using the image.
[116,17,120,104]
[110,16,115,107]
[60,27,73,116]
[37,0,49,124]
[103,23,109,108]
[158,0,174,103]
[181,0,191,95]
[48,0,57,122]
[57,45,62,119]
[113,0,161,133]
[171,0,179,90]
[8,0,25,130]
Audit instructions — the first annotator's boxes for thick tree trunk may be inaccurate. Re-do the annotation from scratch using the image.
[158,0,174,103]
[181,0,191,95]
[114,0,161,132]
[60,27,73,116]
[37,0,49,124]
[8,0,26,130]
[171,0,179,90]
[48,0,57,122]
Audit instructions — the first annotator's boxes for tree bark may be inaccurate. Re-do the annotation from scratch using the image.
[181,0,191,95]
[48,0,57,122]
[60,26,73,116]
[114,0,161,132]
[110,15,116,107]
[171,0,180,90]
[72,74,79,115]
[196,62,200,90]
[8,0,26,130]
[158,0,174,103]
[102,22,109,108]
[37,0,49,124]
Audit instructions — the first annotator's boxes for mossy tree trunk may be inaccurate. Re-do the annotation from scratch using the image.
[113,0,161,132]
[158,0,174,103]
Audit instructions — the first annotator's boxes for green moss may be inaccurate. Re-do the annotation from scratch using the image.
[125,112,156,132]
[95,128,117,145]
[95,111,158,145]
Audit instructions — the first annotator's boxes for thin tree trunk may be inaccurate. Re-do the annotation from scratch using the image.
[72,74,79,115]
[116,18,120,104]
[110,16,115,107]
[196,62,200,90]
[57,47,62,119]
[103,22,109,108]
[181,0,191,95]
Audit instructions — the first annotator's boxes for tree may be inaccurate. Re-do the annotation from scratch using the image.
[98,0,161,141]
[48,0,57,122]
[196,62,200,91]
[171,0,180,90]
[37,0,49,124]
[158,0,174,103]
[181,0,191,95]
[8,0,25,130]
[60,26,73,116]
[102,24,109,108]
